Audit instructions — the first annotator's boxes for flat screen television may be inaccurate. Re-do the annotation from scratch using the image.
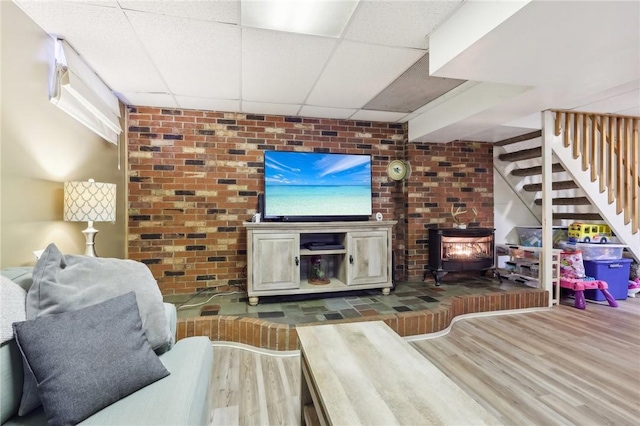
[263,151,372,222]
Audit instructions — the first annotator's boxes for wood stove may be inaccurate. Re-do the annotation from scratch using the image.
[425,228,495,286]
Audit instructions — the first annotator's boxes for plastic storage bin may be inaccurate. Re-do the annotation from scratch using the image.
[516,226,568,247]
[559,242,625,260]
[583,258,632,300]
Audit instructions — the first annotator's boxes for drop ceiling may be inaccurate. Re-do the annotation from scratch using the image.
[13,0,640,143]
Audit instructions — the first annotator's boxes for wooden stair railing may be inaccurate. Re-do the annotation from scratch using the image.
[552,110,639,234]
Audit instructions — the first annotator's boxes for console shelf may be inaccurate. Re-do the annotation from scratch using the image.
[244,221,396,306]
[299,248,347,256]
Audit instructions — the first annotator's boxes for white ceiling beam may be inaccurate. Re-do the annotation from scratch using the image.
[408,81,531,143]
[429,0,530,79]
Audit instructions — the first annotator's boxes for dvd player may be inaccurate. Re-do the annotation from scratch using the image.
[304,242,345,250]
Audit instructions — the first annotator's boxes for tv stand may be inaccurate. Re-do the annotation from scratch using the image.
[243,221,396,306]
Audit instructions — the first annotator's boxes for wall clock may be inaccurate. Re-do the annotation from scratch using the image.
[387,160,408,181]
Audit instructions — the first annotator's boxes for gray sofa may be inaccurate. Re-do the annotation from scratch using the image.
[1,267,214,426]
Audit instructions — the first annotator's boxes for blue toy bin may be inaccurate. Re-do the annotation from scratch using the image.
[583,258,632,301]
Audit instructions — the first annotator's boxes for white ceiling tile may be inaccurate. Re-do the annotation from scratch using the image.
[350,110,408,123]
[242,28,337,104]
[14,1,168,93]
[119,92,177,108]
[66,1,120,7]
[125,10,241,99]
[176,96,240,113]
[299,105,356,120]
[306,41,424,109]
[345,0,462,49]
[242,101,301,116]
[17,1,120,8]
[119,0,239,24]
[14,0,639,140]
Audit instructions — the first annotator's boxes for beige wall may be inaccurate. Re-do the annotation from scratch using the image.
[1,1,127,267]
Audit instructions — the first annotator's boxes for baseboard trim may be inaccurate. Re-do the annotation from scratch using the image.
[211,340,300,357]
[404,306,551,342]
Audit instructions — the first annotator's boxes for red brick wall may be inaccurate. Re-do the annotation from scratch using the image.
[404,141,494,281]
[126,107,493,294]
[127,107,407,294]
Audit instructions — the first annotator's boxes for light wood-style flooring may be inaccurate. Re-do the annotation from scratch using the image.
[209,298,640,425]
[210,345,301,426]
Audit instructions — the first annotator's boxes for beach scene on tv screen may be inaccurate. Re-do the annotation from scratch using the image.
[264,152,372,217]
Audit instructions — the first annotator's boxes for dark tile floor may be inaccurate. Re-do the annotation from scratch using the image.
[164,276,534,326]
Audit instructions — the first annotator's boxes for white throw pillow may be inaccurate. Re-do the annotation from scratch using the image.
[0,276,26,344]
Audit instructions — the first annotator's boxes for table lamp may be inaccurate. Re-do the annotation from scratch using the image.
[63,179,116,256]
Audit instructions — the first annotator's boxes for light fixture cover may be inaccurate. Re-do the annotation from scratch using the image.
[64,180,116,222]
[50,39,122,144]
[241,0,358,38]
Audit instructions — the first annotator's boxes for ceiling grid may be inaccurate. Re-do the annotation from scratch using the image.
[13,0,639,142]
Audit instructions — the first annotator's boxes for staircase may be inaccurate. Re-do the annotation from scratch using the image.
[494,110,639,262]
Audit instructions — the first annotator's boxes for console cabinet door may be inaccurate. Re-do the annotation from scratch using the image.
[252,233,300,291]
[346,231,388,286]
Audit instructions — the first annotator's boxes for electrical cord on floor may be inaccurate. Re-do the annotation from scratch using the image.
[174,286,211,309]
[177,291,243,310]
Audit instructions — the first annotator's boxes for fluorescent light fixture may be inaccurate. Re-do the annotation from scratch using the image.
[50,39,122,144]
[241,0,359,37]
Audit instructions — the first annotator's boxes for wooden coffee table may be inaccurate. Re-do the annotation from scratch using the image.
[297,321,500,425]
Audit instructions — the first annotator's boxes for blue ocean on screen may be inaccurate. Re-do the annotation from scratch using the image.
[263,151,373,217]
[265,185,372,216]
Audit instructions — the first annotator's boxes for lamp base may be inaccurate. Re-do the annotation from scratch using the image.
[82,222,99,257]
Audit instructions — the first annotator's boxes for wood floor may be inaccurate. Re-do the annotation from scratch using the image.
[209,298,640,425]
[210,345,301,426]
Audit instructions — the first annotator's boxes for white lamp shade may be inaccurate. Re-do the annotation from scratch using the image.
[64,180,116,222]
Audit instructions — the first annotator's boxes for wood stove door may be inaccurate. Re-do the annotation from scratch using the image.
[345,231,388,286]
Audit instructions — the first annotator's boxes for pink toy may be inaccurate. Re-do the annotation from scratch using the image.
[629,279,640,298]
[560,277,618,309]
[560,250,586,278]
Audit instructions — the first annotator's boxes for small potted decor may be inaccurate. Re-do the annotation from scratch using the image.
[308,255,330,285]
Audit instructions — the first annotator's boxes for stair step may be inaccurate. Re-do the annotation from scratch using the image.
[553,212,603,221]
[494,130,542,147]
[534,197,591,206]
[498,147,542,162]
[511,163,565,177]
[523,180,579,192]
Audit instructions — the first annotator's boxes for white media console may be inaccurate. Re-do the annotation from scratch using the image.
[243,221,396,306]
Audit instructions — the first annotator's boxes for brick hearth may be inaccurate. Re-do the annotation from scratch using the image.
[176,289,548,350]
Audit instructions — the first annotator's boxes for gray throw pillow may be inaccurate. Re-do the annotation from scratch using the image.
[13,292,170,426]
[19,243,171,416]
